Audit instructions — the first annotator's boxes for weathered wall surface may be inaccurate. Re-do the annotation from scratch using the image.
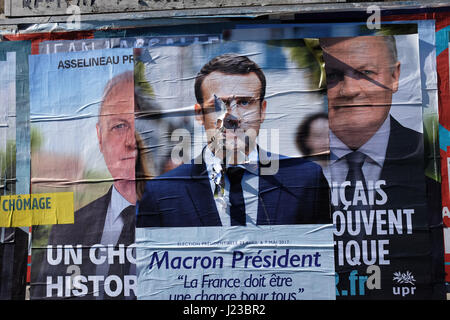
[5,0,347,17]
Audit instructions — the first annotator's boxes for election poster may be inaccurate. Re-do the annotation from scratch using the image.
[134,39,335,300]
[438,29,450,287]
[0,40,32,300]
[444,31,450,290]
[0,50,19,299]
[37,34,222,54]
[3,31,95,55]
[228,22,445,299]
[134,31,441,300]
[0,18,442,302]
[29,48,138,299]
[0,52,15,192]
[321,34,434,299]
[381,16,450,300]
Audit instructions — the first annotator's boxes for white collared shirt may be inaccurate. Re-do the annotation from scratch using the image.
[100,185,134,246]
[96,186,134,299]
[324,115,391,186]
[204,147,259,226]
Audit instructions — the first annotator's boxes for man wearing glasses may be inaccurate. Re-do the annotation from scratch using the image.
[137,53,331,227]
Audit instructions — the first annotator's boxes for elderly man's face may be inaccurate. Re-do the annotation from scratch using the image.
[195,71,266,162]
[322,36,400,144]
[96,81,136,182]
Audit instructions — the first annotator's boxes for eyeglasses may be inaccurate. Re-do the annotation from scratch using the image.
[214,95,260,112]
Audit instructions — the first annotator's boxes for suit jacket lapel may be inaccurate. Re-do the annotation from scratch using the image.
[257,149,282,225]
[185,154,222,226]
[82,186,112,245]
[380,116,423,181]
[184,147,284,226]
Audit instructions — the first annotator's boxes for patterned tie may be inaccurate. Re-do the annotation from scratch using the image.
[226,167,246,226]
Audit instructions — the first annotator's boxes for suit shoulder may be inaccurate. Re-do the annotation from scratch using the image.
[279,156,323,171]
[144,162,205,186]
[48,191,110,245]
[74,192,110,220]
[389,116,423,156]
[158,163,194,178]
[148,163,197,182]
[391,116,422,140]
[141,163,197,198]
[266,156,325,184]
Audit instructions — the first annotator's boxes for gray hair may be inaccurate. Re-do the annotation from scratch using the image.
[99,71,134,118]
[320,35,398,69]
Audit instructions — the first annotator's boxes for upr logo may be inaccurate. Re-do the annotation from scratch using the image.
[392,271,416,297]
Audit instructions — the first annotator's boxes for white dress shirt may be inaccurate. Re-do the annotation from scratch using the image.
[96,186,134,299]
[324,115,391,187]
[100,185,134,246]
[96,186,133,277]
[204,147,259,226]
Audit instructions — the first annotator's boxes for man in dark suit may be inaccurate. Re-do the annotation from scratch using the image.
[320,36,445,299]
[31,71,137,300]
[137,53,331,227]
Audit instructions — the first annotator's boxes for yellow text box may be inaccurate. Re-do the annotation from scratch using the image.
[0,192,74,227]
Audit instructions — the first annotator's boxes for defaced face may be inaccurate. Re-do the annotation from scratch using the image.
[321,36,400,143]
[96,80,137,182]
[195,71,267,162]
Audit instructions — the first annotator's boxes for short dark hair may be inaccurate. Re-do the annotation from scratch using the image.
[194,53,266,105]
[296,112,328,156]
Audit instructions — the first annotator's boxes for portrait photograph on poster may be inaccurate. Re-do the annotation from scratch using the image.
[29,48,138,300]
[320,34,433,299]
[134,33,437,300]
[23,27,444,301]
[134,38,337,300]
[0,1,449,304]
